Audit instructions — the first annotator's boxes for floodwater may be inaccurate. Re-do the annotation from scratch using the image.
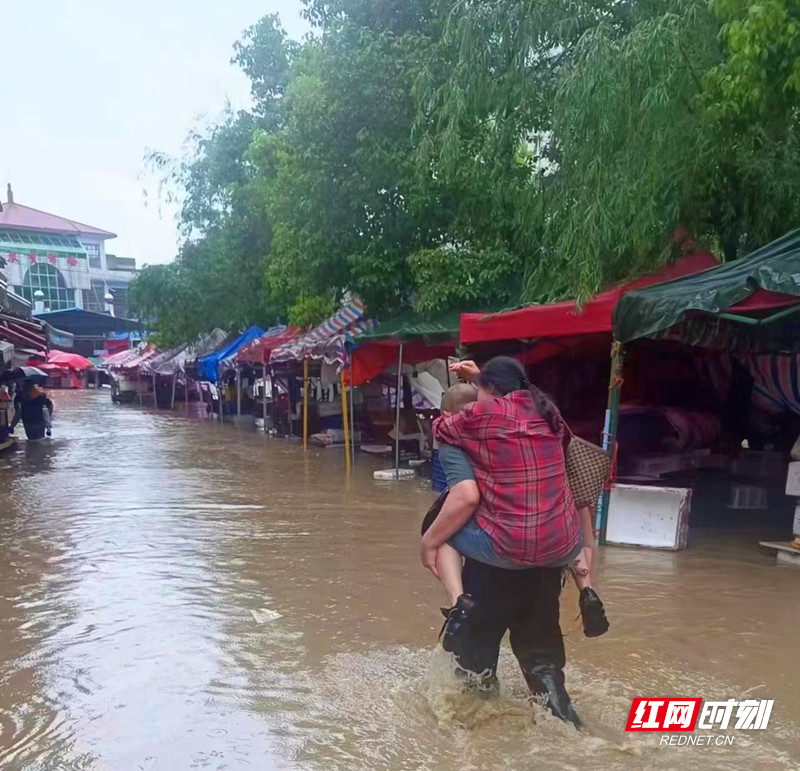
[0,390,798,771]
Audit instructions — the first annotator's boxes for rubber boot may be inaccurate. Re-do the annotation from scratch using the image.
[439,594,477,654]
[522,665,582,728]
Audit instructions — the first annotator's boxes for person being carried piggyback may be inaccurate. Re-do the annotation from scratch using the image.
[421,357,609,648]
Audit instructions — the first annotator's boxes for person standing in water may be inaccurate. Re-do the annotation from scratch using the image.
[11,382,54,441]
[423,358,609,640]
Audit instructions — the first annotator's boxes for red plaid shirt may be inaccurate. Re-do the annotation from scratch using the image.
[433,391,580,566]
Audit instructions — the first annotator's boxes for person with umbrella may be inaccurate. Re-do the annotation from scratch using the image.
[10,372,54,441]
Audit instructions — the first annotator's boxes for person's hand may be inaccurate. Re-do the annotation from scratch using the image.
[420,537,440,578]
[449,360,480,383]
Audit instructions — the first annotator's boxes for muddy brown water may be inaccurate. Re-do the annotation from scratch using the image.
[0,390,798,770]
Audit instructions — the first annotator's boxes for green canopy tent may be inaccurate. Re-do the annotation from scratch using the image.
[595,231,800,542]
[354,310,461,346]
[614,229,800,348]
[349,310,461,479]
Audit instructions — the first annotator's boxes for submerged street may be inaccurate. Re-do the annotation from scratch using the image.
[0,390,798,770]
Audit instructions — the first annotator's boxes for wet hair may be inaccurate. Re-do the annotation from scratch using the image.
[476,356,562,434]
[441,383,478,414]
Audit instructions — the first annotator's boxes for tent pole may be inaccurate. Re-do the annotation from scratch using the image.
[218,365,223,424]
[153,373,157,409]
[170,372,177,409]
[349,360,356,466]
[262,359,268,434]
[287,376,293,437]
[341,370,352,474]
[303,357,309,451]
[185,374,189,413]
[138,370,143,406]
[395,343,403,480]
[597,340,624,545]
[270,367,278,436]
[236,364,241,417]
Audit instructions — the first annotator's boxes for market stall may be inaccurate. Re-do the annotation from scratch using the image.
[608,229,800,555]
[235,326,300,429]
[106,344,158,403]
[347,311,460,480]
[271,299,373,470]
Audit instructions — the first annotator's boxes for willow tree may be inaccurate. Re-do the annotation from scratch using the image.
[426,0,800,302]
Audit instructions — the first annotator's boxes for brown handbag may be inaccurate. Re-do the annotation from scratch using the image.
[565,432,612,509]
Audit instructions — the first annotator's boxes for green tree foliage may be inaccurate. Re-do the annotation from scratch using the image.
[706,0,800,116]
[430,0,800,300]
[261,2,454,316]
[134,0,800,344]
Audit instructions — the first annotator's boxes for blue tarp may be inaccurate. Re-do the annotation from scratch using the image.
[195,325,265,382]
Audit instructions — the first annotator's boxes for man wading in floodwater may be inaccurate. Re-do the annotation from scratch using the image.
[421,358,596,727]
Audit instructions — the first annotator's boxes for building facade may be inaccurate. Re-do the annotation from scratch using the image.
[0,185,136,318]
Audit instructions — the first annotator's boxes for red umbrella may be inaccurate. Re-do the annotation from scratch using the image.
[47,351,94,371]
[27,360,64,374]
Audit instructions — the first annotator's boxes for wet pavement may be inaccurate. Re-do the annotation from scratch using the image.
[0,390,798,770]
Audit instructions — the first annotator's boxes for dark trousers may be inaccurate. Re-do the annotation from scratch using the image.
[23,421,46,441]
[450,558,566,691]
[422,491,568,696]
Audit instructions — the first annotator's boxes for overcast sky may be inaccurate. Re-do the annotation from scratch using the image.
[2,0,309,266]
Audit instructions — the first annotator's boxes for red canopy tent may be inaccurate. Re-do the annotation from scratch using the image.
[459,253,720,346]
[347,340,455,387]
[115,344,157,371]
[237,327,300,365]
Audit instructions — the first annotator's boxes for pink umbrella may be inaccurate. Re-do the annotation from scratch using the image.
[48,351,94,371]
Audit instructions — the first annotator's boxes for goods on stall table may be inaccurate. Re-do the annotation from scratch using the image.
[373,468,416,481]
[360,444,392,455]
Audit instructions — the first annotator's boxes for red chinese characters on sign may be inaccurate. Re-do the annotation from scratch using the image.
[66,257,78,267]
[47,254,58,265]
[6,252,18,262]
[626,699,703,731]
[28,252,38,264]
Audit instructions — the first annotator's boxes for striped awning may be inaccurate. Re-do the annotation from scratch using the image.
[746,354,800,416]
[271,299,375,369]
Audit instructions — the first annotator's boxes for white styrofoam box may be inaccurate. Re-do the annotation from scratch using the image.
[793,503,800,537]
[786,461,800,496]
[760,541,800,568]
[606,483,691,550]
[777,550,800,568]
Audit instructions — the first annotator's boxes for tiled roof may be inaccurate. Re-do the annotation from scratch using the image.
[0,201,115,238]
